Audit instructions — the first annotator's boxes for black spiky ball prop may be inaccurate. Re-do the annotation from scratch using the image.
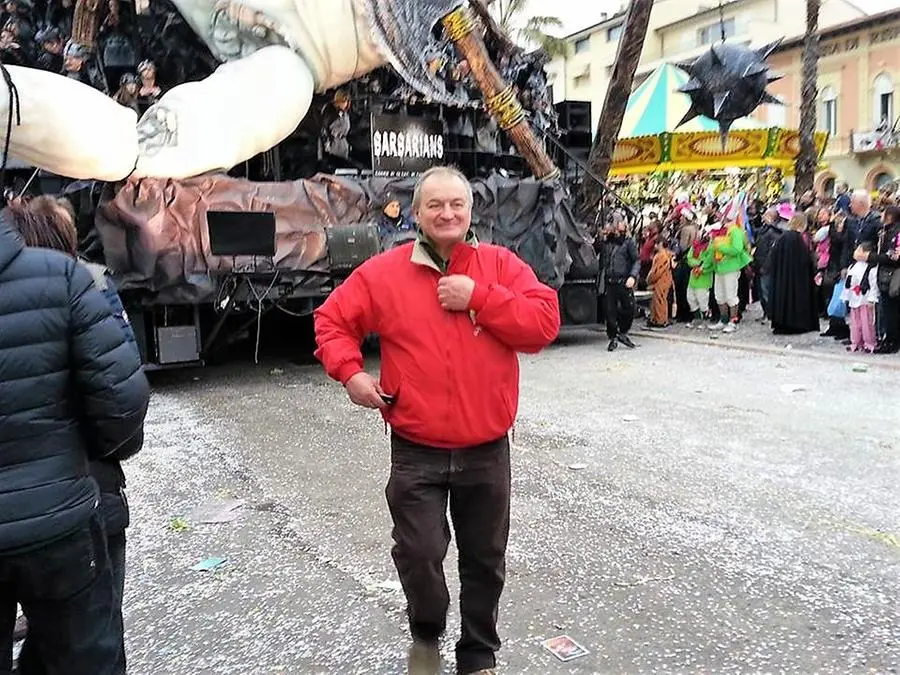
[674,40,784,147]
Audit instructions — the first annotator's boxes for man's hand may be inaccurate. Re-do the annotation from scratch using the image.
[344,372,387,409]
[625,276,636,289]
[437,275,475,311]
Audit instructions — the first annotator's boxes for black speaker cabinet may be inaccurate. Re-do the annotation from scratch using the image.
[326,223,381,273]
[559,280,598,326]
[555,100,592,135]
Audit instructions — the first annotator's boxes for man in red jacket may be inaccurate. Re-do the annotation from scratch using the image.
[314,166,560,675]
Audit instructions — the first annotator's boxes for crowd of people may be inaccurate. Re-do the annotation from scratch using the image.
[0,0,166,108]
[597,181,900,355]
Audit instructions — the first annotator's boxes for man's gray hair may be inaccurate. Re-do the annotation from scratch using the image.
[412,166,474,211]
[851,188,871,206]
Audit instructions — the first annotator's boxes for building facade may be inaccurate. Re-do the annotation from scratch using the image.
[545,0,894,191]
[762,10,900,193]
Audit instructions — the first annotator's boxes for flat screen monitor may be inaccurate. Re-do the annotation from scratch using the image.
[206,210,277,257]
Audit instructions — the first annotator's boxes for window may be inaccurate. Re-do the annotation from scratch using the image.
[574,37,590,54]
[823,177,836,198]
[607,24,623,42]
[821,86,837,135]
[874,72,894,126]
[697,18,736,46]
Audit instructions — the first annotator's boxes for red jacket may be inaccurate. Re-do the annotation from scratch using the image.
[313,238,561,449]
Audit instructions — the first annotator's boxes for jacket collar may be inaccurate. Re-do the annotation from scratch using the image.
[0,210,24,273]
[411,228,479,274]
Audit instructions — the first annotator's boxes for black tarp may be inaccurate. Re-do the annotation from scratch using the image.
[94,172,597,305]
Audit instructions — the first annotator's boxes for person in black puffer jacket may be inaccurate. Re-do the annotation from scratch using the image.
[0,201,149,675]
[842,190,881,271]
[598,217,641,352]
[5,195,145,674]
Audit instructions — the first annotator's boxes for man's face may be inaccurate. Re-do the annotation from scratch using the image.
[615,221,627,236]
[415,174,471,249]
[384,200,400,219]
[64,54,83,71]
[851,197,868,217]
[45,38,63,54]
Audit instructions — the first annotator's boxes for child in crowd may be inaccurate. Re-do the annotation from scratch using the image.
[646,237,674,328]
[842,242,879,353]
[685,230,714,327]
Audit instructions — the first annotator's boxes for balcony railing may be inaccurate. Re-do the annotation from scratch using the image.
[852,119,900,154]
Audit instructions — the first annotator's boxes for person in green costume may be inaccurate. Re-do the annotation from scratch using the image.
[709,219,753,333]
[685,230,714,327]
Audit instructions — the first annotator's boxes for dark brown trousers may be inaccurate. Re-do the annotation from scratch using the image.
[386,433,511,675]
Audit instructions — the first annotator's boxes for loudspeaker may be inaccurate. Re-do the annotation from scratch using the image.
[326,223,381,273]
[555,101,592,136]
[558,280,598,326]
[554,100,592,173]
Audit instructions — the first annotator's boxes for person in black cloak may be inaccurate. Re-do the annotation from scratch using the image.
[769,213,821,335]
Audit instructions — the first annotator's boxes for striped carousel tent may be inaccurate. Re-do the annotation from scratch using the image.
[619,63,765,137]
[611,63,828,176]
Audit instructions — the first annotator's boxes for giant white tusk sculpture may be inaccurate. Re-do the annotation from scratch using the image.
[0,0,468,181]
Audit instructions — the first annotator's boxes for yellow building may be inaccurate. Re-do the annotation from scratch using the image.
[547,0,872,148]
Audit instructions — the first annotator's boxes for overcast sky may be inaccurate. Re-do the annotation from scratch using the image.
[519,0,898,37]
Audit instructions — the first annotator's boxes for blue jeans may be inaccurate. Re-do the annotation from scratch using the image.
[0,513,123,675]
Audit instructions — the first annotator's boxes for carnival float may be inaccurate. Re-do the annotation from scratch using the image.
[0,0,794,367]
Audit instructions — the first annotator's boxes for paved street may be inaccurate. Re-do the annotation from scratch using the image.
[123,328,900,674]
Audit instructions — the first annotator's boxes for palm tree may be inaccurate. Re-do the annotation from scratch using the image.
[794,0,820,200]
[581,0,653,214]
[490,0,570,58]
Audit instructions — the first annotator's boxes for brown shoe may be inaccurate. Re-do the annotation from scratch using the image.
[407,640,440,675]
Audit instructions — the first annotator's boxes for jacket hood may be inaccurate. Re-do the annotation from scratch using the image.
[0,209,24,273]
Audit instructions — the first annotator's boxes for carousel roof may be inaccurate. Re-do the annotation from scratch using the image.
[619,63,765,138]
[610,63,828,176]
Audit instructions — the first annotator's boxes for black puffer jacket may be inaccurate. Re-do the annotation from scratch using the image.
[869,222,900,293]
[599,234,640,283]
[0,214,150,554]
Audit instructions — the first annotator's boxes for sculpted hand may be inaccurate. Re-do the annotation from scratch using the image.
[344,372,387,409]
[437,275,475,311]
